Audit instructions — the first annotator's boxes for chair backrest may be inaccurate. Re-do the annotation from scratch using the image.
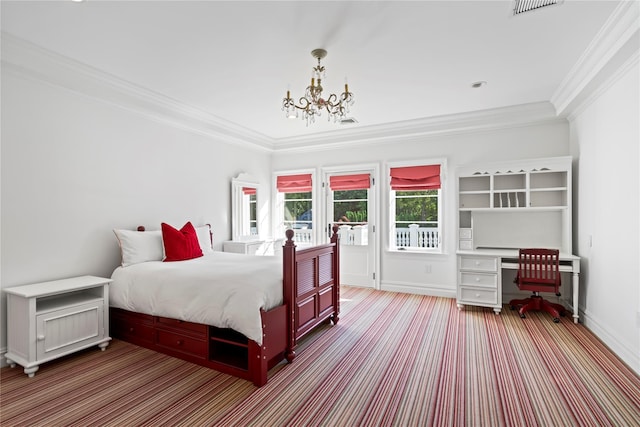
[517,248,561,292]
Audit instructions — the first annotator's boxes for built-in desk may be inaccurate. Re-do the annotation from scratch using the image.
[456,249,580,323]
[456,157,579,323]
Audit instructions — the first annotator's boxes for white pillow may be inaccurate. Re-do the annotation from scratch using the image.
[196,225,213,253]
[113,229,164,267]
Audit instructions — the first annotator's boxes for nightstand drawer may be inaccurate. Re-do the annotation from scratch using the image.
[460,256,498,272]
[156,330,207,359]
[459,287,498,305]
[460,272,497,288]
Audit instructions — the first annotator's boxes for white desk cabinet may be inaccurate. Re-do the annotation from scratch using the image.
[4,275,112,377]
[457,254,502,314]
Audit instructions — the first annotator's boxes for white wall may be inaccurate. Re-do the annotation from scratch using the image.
[569,59,640,373]
[0,71,272,352]
[272,120,571,296]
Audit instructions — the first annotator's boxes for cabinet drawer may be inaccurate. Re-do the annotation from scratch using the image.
[246,242,263,255]
[156,330,208,359]
[111,316,155,345]
[460,256,498,272]
[156,317,207,336]
[460,272,497,288]
[459,287,498,305]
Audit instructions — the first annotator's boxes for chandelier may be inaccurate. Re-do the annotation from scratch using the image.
[282,49,355,125]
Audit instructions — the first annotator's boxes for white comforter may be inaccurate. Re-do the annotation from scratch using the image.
[110,252,283,345]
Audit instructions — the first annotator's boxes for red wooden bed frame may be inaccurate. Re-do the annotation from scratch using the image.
[110,226,340,387]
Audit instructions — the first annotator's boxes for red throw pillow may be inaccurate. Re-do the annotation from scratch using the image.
[161,221,204,262]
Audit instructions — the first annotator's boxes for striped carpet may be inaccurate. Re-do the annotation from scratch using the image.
[1,286,639,426]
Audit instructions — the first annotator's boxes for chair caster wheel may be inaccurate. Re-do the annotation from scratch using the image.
[553,318,560,323]
[510,305,515,310]
[519,314,526,319]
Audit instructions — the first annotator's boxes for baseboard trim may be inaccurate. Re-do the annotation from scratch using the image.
[0,347,8,368]
[380,281,456,299]
[580,309,640,376]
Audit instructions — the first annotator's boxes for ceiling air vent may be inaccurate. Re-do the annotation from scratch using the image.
[513,0,559,15]
[340,118,358,125]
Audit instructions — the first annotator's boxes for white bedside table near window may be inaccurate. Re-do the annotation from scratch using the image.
[223,239,283,256]
[4,275,112,377]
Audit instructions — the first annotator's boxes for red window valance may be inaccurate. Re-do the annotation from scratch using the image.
[390,165,441,191]
[329,174,370,191]
[277,173,312,193]
[242,187,257,195]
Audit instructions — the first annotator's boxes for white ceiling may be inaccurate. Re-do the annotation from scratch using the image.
[1,0,622,143]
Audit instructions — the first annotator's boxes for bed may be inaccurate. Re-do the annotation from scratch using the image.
[109,225,340,387]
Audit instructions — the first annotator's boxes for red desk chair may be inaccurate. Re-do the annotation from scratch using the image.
[509,248,566,323]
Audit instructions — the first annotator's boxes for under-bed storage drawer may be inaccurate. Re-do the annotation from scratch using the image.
[111,309,154,345]
[155,316,208,360]
[156,329,208,359]
[156,317,207,335]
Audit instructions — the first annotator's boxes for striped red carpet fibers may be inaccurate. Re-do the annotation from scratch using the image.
[1,286,639,426]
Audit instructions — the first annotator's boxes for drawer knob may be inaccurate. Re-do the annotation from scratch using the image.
[129,327,134,333]
[176,340,183,346]
[475,293,481,298]
[475,277,480,282]
[475,261,480,266]
[37,335,45,341]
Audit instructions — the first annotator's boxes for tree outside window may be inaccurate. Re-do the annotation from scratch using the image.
[333,189,368,225]
[284,192,312,230]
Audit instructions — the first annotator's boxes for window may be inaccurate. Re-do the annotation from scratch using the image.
[329,174,370,245]
[276,173,313,244]
[389,163,442,251]
[284,192,312,230]
[243,188,258,236]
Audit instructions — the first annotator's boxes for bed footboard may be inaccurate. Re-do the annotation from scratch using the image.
[283,226,340,362]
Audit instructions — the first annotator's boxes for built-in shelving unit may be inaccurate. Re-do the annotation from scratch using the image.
[455,156,574,313]
[457,157,572,252]
[459,170,568,211]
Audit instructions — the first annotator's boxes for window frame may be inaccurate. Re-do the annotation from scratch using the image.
[386,158,446,253]
[273,169,317,245]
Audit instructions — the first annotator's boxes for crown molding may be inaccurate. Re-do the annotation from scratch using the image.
[551,1,639,117]
[2,32,565,155]
[272,102,562,153]
[1,32,276,152]
[566,49,639,122]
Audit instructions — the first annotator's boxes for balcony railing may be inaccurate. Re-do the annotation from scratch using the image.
[292,228,313,244]
[396,224,439,249]
[333,224,439,249]
[337,224,368,246]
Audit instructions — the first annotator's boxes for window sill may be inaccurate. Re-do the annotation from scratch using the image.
[386,247,445,256]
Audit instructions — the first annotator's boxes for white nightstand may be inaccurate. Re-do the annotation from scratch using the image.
[4,275,112,377]
[223,239,283,256]
[223,240,265,255]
